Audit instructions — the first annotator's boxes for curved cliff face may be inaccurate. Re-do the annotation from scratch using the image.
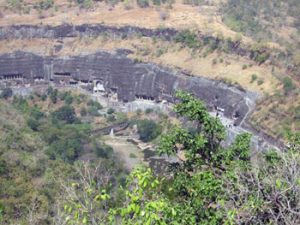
[0,51,256,126]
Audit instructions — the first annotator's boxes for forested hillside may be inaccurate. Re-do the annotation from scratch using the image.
[0,90,299,224]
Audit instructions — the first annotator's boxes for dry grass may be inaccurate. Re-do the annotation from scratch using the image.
[0,1,256,44]
[251,92,300,139]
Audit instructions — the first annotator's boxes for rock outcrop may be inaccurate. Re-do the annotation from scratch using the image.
[0,51,257,126]
[0,24,271,62]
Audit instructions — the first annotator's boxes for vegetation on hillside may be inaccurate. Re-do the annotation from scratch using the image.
[57,91,300,224]
[0,89,299,224]
[0,88,130,224]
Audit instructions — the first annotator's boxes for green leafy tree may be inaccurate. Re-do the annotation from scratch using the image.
[52,105,77,124]
[59,91,300,225]
[137,119,162,142]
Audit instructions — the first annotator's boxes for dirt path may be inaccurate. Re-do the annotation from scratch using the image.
[103,135,146,171]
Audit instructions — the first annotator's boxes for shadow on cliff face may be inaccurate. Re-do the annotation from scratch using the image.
[0,51,258,127]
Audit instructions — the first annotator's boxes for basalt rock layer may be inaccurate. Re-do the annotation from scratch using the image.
[0,51,257,126]
[0,24,271,63]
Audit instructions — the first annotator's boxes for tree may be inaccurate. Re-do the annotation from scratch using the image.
[55,162,112,225]
[93,142,114,159]
[52,105,77,124]
[59,91,300,225]
[27,118,40,131]
[137,119,162,142]
[158,90,226,165]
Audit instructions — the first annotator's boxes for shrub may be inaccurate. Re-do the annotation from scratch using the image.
[295,106,300,120]
[87,106,100,116]
[254,52,270,64]
[283,77,294,94]
[41,94,47,101]
[152,0,161,5]
[27,118,40,131]
[76,0,94,8]
[0,159,7,175]
[30,107,44,120]
[50,89,58,104]
[93,143,114,159]
[36,0,54,10]
[87,100,103,110]
[137,119,162,142]
[12,96,29,112]
[64,95,73,105]
[174,30,199,49]
[257,78,264,86]
[107,108,115,114]
[129,153,137,158]
[136,0,149,8]
[52,105,77,124]
[6,0,23,10]
[60,92,73,104]
[250,74,258,83]
[182,0,205,6]
[242,64,247,70]
[145,108,153,114]
[107,114,116,122]
[0,88,13,99]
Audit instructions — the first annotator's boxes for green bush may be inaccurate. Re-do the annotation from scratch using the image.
[107,114,116,122]
[12,96,29,112]
[250,74,258,83]
[87,106,100,116]
[48,88,58,104]
[93,143,114,159]
[152,0,161,5]
[60,91,73,104]
[6,0,23,10]
[36,0,54,10]
[41,94,47,101]
[136,0,149,8]
[52,105,77,124]
[107,108,115,114]
[129,153,137,158]
[174,30,200,49]
[137,119,162,142]
[283,77,294,94]
[182,0,205,6]
[145,108,154,114]
[87,100,103,110]
[27,118,40,131]
[44,125,90,162]
[30,107,44,120]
